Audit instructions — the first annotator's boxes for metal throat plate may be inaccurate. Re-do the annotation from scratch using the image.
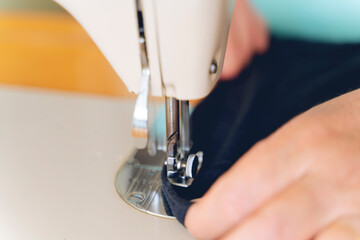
[115,149,175,219]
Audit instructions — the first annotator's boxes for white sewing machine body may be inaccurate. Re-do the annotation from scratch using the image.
[0,1,234,239]
[55,0,233,100]
[54,0,234,219]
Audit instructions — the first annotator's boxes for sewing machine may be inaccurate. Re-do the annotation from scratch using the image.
[55,0,234,218]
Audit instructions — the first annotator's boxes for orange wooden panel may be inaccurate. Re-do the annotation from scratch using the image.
[0,11,134,97]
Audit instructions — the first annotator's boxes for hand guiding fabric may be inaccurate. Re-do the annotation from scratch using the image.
[185,90,360,240]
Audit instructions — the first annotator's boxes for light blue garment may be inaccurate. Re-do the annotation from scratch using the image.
[250,0,360,43]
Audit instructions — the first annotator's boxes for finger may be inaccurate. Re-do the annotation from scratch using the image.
[315,216,360,240]
[250,8,269,54]
[222,176,339,240]
[230,0,252,44]
[186,135,311,240]
[221,32,246,80]
[221,0,252,80]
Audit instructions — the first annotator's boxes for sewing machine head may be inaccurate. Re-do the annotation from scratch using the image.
[55,0,233,216]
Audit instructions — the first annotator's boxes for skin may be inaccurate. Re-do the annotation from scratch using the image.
[185,1,360,239]
[221,0,268,80]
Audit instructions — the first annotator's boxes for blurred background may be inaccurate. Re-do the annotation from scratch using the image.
[0,0,131,97]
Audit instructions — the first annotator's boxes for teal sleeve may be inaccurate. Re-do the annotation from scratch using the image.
[250,0,360,43]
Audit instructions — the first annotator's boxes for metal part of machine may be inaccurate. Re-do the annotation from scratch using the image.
[165,98,203,187]
[116,149,173,219]
[131,0,150,140]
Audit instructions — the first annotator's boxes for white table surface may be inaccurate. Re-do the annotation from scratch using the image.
[0,86,193,240]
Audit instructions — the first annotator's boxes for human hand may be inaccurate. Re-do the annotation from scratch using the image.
[185,89,360,240]
[221,0,268,80]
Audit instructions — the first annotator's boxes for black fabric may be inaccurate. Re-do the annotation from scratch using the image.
[161,168,192,224]
[161,37,360,225]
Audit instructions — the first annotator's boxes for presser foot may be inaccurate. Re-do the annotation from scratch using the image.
[166,151,203,188]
